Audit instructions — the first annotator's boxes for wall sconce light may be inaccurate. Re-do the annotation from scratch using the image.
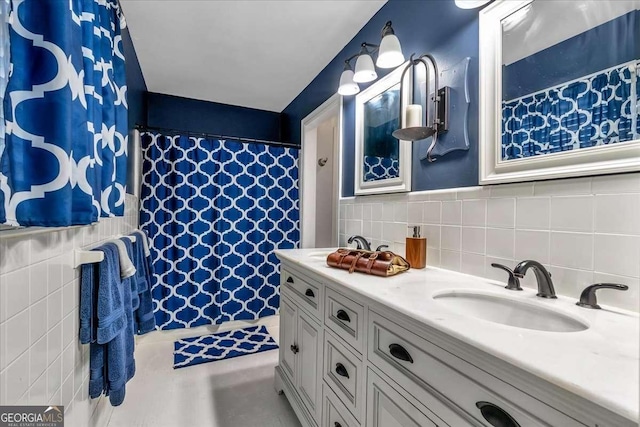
[338,61,360,96]
[377,21,404,69]
[353,44,378,83]
[391,54,449,162]
[336,21,404,95]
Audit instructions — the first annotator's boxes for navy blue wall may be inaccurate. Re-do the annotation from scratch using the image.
[281,0,480,196]
[503,11,640,101]
[121,27,148,130]
[146,92,283,142]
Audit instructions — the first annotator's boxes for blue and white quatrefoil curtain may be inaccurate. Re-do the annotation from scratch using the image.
[139,132,300,330]
[502,62,639,160]
[0,0,128,226]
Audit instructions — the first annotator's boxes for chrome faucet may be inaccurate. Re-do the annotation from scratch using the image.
[513,260,556,299]
[347,235,371,251]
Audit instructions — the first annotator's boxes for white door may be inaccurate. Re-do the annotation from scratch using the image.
[300,93,342,248]
[314,118,336,248]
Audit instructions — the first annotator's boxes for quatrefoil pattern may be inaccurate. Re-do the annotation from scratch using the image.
[0,0,128,226]
[502,62,639,161]
[139,132,299,330]
[363,155,399,182]
[173,325,279,369]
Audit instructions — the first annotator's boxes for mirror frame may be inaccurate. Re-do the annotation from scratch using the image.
[354,63,412,195]
[479,0,640,185]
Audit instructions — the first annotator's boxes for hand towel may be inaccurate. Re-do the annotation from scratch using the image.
[120,238,139,312]
[130,232,156,334]
[110,238,136,279]
[87,243,126,401]
[85,243,137,407]
[95,244,128,345]
[120,239,137,382]
[80,260,99,344]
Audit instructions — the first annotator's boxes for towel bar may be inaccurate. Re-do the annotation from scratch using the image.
[74,250,104,268]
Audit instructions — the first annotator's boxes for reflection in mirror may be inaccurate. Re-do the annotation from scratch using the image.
[501,0,640,161]
[362,85,400,182]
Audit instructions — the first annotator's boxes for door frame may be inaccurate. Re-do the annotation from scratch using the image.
[300,93,343,248]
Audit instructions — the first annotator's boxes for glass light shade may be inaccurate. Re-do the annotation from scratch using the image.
[376,34,404,68]
[353,54,377,83]
[454,0,491,9]
[338,69,360,95]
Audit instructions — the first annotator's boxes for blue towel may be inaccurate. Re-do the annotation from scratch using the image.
[120,238,140,312]
[131,230,156,334]
[80,243,137,406]
[109,240,137,406]
[79,261,97,344]
[121,243,138,372]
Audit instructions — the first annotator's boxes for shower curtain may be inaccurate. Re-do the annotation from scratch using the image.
[139,132,299,330]
[1,0,128,226]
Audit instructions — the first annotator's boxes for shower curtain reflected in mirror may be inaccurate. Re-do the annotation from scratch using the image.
[139,132,299,330]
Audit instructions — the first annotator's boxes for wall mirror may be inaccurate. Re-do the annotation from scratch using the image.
[354,64,412,195]
[479,0,640,185]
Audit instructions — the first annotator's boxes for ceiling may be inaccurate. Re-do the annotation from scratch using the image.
[121,0,387,112]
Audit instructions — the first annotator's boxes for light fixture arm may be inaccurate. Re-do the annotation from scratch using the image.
[361,42,380,51]
[396,53,441,162]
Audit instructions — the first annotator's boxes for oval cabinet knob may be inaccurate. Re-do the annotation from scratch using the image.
[334,423,342,427]
[305,288,315,298]
[290,344,299,354]
[476,401,520,427]
[336,309,351,323]
[286,276,294,284]
[335,363,349,378]
[388,343,413,363]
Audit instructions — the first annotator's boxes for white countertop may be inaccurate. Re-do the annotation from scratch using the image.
[275,248,640,423]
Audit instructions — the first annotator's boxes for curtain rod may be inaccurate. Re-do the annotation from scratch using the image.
[135,125,301,150]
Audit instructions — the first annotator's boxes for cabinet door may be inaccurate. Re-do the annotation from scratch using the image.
[367,369,439,427]
[280,296,297,384]
[297,310,322,421]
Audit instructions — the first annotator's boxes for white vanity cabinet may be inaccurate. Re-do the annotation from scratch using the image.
[275,259,637,427]
[278,267,324,426]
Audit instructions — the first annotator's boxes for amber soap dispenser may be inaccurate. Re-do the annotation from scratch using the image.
[406,225,426,269]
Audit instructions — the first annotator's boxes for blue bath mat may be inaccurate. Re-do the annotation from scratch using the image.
[173,325,279,369]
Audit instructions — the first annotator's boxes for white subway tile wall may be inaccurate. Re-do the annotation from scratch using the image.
[0,195,139,426]
[339,173,640,312]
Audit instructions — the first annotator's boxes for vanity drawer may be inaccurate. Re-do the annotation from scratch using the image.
[323,331,364,422]
[324,287,365,354]
[322,383,360,427]
[368,310,586,427]
[366,368,442,427]
[282,268,323,318]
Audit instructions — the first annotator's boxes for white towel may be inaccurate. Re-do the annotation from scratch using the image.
[110,238,136,279]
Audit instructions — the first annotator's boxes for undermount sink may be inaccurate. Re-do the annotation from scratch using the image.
[433,290,589,333]
[307,250,334,259]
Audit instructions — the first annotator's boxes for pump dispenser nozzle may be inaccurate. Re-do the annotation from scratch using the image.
[409,225,421,238]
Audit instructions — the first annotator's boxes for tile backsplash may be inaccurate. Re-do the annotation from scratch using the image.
[339,173,640,312]
[0,195,139,426]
